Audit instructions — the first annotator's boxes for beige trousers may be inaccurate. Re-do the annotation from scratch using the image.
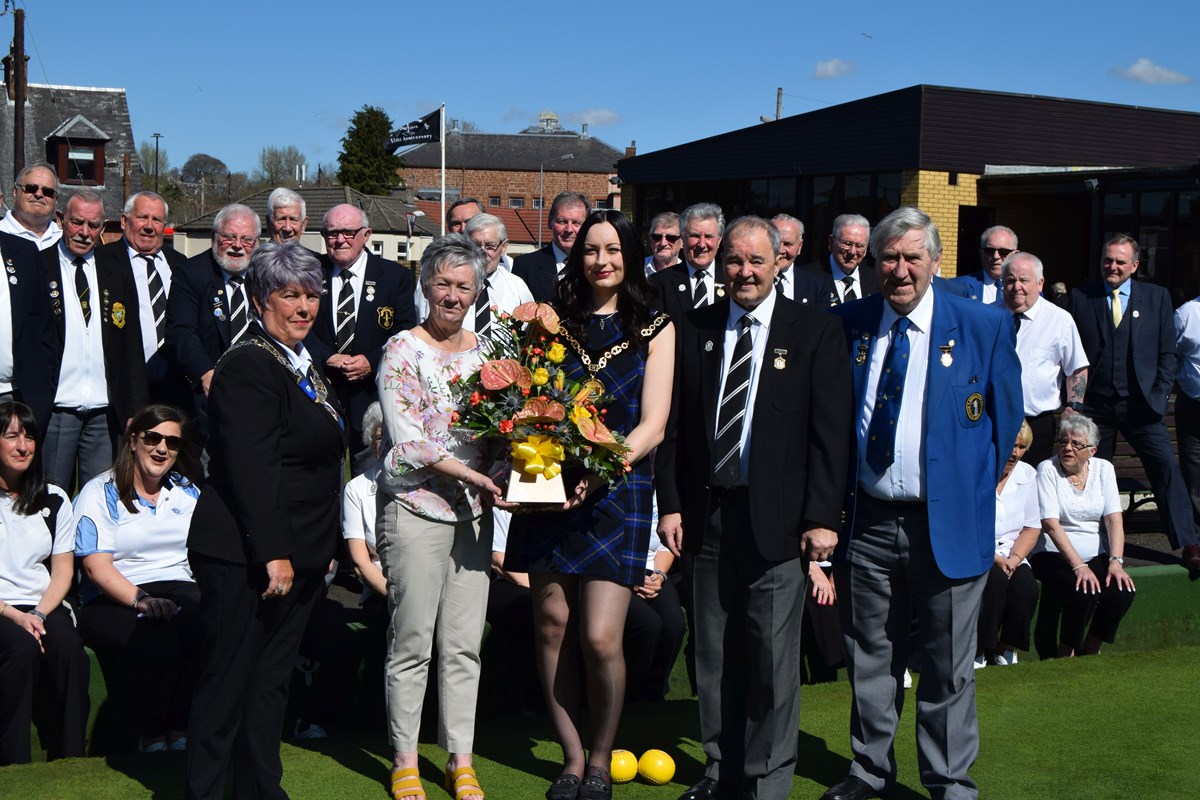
[377,497,492,753]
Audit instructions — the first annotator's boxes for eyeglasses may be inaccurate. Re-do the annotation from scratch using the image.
[139,431,183,451]
[836,239,867,252]
[323,227,365,241]
[217,232,258,247]
[476,241,505,253]
[983,247,1015,258]
[651,233,681,243]
[17,183,57,199]
[1057,439,1094,451]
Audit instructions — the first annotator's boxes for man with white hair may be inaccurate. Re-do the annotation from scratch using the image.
[1000,251,1088,465]
[265,187,308,245]
[955,225,1019,304]
[770,214,835,307]
[802,213,876,305]
[1,162,63,249]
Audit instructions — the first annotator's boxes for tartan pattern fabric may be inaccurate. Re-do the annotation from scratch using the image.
[506,315,668,587]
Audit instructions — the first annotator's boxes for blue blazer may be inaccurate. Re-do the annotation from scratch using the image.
[949,270,992,301]
[833,288,1023,579]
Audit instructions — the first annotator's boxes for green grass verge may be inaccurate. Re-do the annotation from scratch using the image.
[3,646,1197,799]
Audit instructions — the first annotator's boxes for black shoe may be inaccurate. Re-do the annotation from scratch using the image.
[821,776,877,800]
[678,776,721,800]
[578,766,612,800]
[546,773,581,800]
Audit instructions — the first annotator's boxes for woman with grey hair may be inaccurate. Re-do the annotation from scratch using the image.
[376,234,502,800]
[1031,413,1136,657]
[185,240,346,800]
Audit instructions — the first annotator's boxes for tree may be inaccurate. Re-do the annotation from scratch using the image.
[315,161,341,187]
[337,105,403,195]
[251,145,306,187]
[180,153,228,185]
[137,140,169,177]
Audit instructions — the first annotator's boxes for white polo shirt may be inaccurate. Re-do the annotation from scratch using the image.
[0,485,74,606]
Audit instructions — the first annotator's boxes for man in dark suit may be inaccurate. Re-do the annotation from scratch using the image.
[952,225,1017,304]
[1066,234,1200,571]
[0,228,57,431]
[658,216,853,800]
[167,203,260,429]
[41,189,147,490]
[309,203,416,470]
[802,213,877,305]
[771,214,835,307]
[512,191,589,302]
[823,207,1022,800]
[94,191,187,406]
[649,203,726,321]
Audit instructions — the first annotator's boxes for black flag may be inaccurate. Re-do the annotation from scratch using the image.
[385,108,441,153]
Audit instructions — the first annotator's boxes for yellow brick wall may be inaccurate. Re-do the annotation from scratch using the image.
[900,169,981,278]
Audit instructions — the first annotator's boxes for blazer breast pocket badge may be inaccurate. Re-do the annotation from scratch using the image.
[377,306,394,330]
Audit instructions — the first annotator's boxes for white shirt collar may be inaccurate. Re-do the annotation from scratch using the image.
[729,284,779,329]
[880,285,935,335]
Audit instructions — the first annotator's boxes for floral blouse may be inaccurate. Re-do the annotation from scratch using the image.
[376,329,485,522]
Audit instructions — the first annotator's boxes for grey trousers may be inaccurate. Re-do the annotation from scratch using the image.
[836,494,986,800]
[693,489,806,800]
[42,406,114,492]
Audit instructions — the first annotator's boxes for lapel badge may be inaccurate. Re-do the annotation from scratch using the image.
[50,290,60,298]
[213,308,227,321]
[112,302,127,329]
[49,280,59,289]
[8,276,16,285]
[704,340,714,352]
[1132,310,1140,319]
[855,343,869,366]
[677,283,686,292]
[940,338,956,368]
[377,306,394,329]
[773,349,788,370]
[715,285,725,298]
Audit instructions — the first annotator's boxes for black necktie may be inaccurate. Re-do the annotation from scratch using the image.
[865,317,911,474]
[335,269,356,354]
[474,276,492,337]
[143,254,166,349]
[692,271,708,309]
[228,274,249,344]
[73,256,91,325]
[774,271,788,299]
[713,314,755,487]
[1012,313,1022,333]
[842,275,857,303]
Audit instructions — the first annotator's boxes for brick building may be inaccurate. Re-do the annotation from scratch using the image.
[616,85,1200,298]
[398,113,627,219]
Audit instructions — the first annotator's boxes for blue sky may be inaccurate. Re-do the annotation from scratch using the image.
[15,0,1200,175]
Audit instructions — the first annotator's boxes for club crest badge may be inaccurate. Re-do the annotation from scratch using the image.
[112,302,127,329]
[377,306,394,329]
[965,392,984,422]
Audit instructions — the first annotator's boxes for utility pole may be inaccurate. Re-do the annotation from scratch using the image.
[8,8,28,178]
[759,87,783,124]
[152,132,162,192]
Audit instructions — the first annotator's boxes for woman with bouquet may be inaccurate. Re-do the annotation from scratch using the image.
[507,209,675,800]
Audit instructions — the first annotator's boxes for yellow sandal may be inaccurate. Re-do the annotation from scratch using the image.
[390,766,426,800]
[444,765,485,800]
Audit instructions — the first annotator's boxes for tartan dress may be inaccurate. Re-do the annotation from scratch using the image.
[506,313,669,587]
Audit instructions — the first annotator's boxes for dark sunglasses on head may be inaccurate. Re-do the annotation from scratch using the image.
[139,430,183,451]
[18,183,57,199]
[651,233,680,243]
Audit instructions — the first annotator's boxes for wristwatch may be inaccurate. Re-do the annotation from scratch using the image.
[1068,402,1085,412]
[1109,556,1125,565]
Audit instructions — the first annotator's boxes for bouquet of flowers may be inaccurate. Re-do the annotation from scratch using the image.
[449,302,630,501]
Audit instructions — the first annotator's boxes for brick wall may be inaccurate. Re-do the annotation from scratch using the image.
[902,169,981,277]
[398,166,614,211]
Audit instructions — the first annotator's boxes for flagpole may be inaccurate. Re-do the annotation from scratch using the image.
[439,102,446,236]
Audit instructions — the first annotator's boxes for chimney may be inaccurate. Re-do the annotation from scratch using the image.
[625,140,637,159]
[581,123,590,139]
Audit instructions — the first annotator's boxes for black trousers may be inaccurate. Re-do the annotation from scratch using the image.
[185,555,323,800]
[624,576,686,702]
[0,605,90,765]
[294,594,362,731]
[1030,552,1135,652]
[1176,393,1200,529]
[77,580,203,738]
[1021,410,1058,468]
[977,563,1039,652]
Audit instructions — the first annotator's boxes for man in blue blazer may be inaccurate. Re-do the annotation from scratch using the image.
[823,207,1022,800]
[1066,235,1200,571]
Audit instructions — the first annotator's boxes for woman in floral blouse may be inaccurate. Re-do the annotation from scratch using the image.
[375,234,504,800]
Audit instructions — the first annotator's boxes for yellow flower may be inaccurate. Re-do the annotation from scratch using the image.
[532,367,550,386]
[554,369,565,391]
[511,435,565,479]
[547,342,566,364]
[571,403,592,422]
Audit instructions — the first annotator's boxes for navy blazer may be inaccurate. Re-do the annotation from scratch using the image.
[656,296,853,562]
[648,263,727,322]
[801,259,879,304]
[41,245,148,430]
[949,269,996,302]
[166,250,238,390]
[309,253,417,433]
[512,245,559,303]
[1067,279,1177,416]
[784,264,837,308]
[833,288,1023,579]
[3,231,58,430]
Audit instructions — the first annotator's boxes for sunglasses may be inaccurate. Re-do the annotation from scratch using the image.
[651,233,681,243]
[983,247,1014,258]
[139,430,183,451]
[18,183,57,199]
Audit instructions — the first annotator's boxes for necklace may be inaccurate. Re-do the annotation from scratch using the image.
[1066,463,1088,489]
[593,310,619,331]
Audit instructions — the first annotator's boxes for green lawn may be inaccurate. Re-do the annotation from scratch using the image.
[3,646,1197,799]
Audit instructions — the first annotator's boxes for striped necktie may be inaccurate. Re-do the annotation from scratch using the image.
[713,314,755,487]
[73,256,91,325]
[143,254,166,349]
[336,269,356,353]
[692,271,708,308]
[474,276,492,337]
[228,274,250,344]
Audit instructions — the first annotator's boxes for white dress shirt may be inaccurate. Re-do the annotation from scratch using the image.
[330,251,368,337]
[858,289,934,501]
[414,267,533,331]
[1175,297,1200,401]
[128,244,174,362]
[551,243,568,278]
[829,254,862,302]
[717,289,779,484]
[0,210,62,249]
[53,243,109,410]
[1013,296,1089,415]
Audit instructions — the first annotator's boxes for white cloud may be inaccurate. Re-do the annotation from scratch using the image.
[564,108,622,127]
[1113,58,1194,85]
[813,58,855,80]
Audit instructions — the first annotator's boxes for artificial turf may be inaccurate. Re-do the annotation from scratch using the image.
[2,645,1196,799]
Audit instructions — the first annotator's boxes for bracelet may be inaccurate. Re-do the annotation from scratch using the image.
[130,590,149,609]
[29,609,47,623]
[1071,562,1088,572]
[651,569,668,581]
[1010,552,1024,561]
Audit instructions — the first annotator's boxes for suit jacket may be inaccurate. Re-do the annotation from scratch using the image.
[656,297,853,563]
[166,250,238,391]
[41,245,148,429]
[648,262,726,322]
[309,253,417,433]
[801,258,879,304]
[832,289,1023,579]
[2,231,57,429]
[933,274,971,298]
[782,262,837,308]
[1067,278,1177,416]
[512,245,558,303]
[187,327,346,573]
[948,270,996,302]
